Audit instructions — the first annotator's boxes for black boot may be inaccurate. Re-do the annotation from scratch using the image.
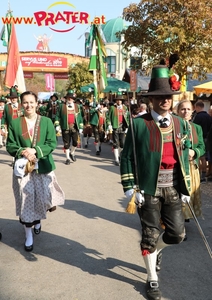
[146,281,161,300]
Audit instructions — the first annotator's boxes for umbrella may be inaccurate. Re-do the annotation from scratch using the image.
[103,77,130,93]
[193,81,212,96]
[80,77,130,93]
[80,83,94,93]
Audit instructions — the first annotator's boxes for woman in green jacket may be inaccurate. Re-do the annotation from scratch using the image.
[6,91,65,252]
[177,99,204,222]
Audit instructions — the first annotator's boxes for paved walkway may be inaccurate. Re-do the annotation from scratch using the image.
[0,137,212,300]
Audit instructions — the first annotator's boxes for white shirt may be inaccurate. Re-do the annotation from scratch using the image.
[151,110,171,127]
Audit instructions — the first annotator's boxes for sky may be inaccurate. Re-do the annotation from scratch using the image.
[0,0,135,56]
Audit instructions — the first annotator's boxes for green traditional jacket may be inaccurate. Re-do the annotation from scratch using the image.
[54,103,83,130]
[1,103,23,128]
[107,104,129,129]
[120,114,205,196]
[89,108,99,126]
[6,115,57,174]
[189,122,205,159]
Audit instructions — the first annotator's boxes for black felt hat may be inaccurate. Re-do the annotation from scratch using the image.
[143,65,181,96]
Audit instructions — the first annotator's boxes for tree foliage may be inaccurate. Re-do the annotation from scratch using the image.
[66,61,93,98]
[25,73,67,97]
[121,0,212,79]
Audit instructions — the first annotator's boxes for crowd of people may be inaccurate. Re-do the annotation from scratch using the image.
[0,65,212,299]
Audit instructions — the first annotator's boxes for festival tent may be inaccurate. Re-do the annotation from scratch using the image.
[193,81,212,96]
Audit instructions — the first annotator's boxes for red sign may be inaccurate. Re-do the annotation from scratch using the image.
[20,55,67,68]
[54,73,69,79]
[130,70,137,91]
[24,72,33,78]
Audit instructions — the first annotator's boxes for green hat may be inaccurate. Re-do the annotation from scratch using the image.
[6,86,19,99]
[65,89,76,99]
[0,95,6,102]
[114,91,124,101]
[84,99,90,106]
[143,65,181,96]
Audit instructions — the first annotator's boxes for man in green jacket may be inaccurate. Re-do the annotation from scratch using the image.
[1,87,23,166]
[107,92,129,165]
[120,65,205,300]
[54,90,83,165]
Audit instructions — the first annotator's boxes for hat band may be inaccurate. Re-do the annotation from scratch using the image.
[151,68,169,79]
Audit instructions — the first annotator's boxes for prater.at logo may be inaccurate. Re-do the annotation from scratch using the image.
[34,1,106,32]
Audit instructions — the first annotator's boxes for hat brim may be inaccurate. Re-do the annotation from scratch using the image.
[142,90,181,97]
[7,96,19,99]
[65,94,76,99]
[114,97,125,100]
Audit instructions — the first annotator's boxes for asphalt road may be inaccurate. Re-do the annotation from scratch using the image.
[0,136,212,300]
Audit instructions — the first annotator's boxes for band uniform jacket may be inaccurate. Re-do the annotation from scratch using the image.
[120,113,205,196]
[54,103,83,131]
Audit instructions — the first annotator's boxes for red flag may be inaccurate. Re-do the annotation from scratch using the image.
[4,22,26,93]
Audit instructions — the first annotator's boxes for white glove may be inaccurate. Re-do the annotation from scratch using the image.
[79,129,83,134]
[125,128,128,133]
[108,125,112,131]
[135,190,145,207]
[95,104,101,110]
[55,126,60,132]
[125,189,134,202]
[181,194,190,203]
[125,189,145,207]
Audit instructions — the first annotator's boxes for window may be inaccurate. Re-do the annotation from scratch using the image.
[106,56,116,73]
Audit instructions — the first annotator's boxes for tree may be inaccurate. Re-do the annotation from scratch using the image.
[66,62,93,98]
[121,0,212,80]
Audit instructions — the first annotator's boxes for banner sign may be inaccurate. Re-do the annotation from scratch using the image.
[54,72,69,79]
[130,70,137,92]
[20,55,67,68]
[24,72,33,78]
[45,73,55,91]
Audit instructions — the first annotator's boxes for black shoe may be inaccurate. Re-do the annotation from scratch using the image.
[183,234,187,241]
[96,151,100,156]
[156,252,162,272]
[84,144,88,148]
[24,244,33,252]
[65,159,71,165]
[99,145,101,153]
[10,162,14,167]
[114,161,120,166]
[0,232,2,240]
[200,177,206,183]
[34,225,41,235]
[146,281,161,300]
[70,153,76,162]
